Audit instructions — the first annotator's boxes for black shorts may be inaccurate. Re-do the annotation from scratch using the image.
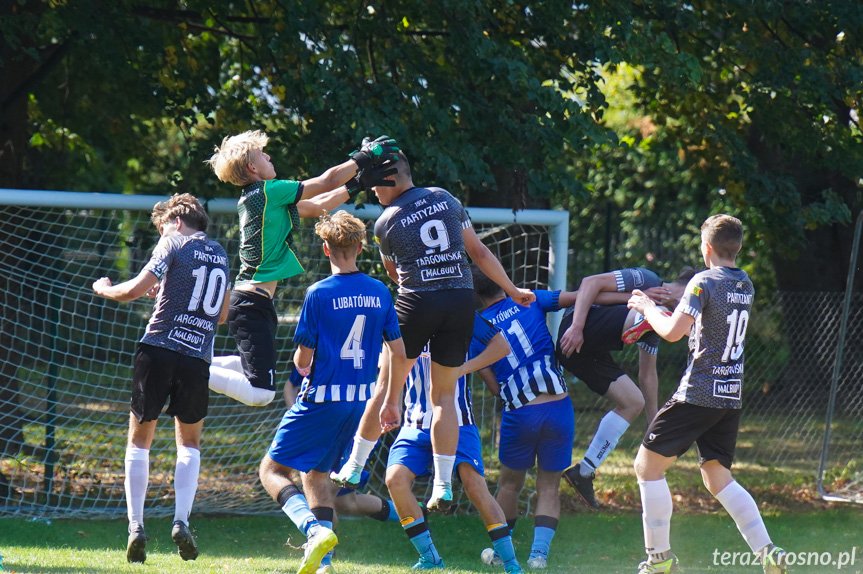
[642,400,741,469]
[396,289,475,367]
[131,343,210,424]
[228,290,278,391]
[555,306,629,395]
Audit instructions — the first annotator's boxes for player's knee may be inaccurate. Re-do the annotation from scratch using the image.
[385,466,410,493]
[247,388,276,407]
[619,393,644,421]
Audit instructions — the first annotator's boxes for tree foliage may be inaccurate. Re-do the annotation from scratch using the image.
[2,0,862,289]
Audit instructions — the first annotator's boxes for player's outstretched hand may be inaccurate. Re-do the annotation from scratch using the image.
[627,289,655,314]
[350,135,399,170]
[642,285,671,305]
[92,277,113,297]
[380,402,402,434]
[558,324,584,358]
[509,288,536,307]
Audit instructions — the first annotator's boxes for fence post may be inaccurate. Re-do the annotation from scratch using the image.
[816,209,863,501]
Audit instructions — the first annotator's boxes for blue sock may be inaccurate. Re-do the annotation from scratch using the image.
[318,519,334,565]
[530,526,556,558]
[386,500,400,523]
[489,524,518,568]
[281,492,318,537]
[403,517,441,564]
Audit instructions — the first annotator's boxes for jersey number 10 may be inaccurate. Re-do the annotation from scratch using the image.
[189,265,227,316]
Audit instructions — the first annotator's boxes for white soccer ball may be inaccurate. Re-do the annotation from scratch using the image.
[481,547,497,565]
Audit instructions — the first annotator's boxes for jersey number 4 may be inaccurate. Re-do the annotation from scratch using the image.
[721,309,749,362]
[341,315,367,369]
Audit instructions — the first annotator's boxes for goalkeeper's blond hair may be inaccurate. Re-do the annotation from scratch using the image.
[315,211,366,254]
[205,130,269,186]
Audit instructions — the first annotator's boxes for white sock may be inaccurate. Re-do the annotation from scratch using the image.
[125,447,149,527]
[639,478,673,556]
[344,435,377,471]
[432,454,456,486]
[584,411,630,470]
[212,355,243,373]
[173,446,201,525]
[209,365,275,406]
[715,480,771,553]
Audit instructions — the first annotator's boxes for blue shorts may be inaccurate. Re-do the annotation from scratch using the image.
[387,424,485,479]
[499,395,575,472]
[267,400,365,474]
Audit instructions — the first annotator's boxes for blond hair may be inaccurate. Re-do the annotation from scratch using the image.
[701,214,743,260]
[205,130,269,186]
[315,211,366,251]
[151,193,209,232]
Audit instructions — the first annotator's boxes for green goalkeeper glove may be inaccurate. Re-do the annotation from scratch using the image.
[349,135,399,169]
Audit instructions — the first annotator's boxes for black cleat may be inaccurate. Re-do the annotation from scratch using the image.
[126,524,148,563]
[563,463,600,509]
[171,520,199,561]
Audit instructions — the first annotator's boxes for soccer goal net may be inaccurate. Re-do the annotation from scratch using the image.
[0,190,567,518]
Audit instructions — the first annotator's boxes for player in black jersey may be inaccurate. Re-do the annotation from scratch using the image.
[628,215,787,574]
[365,151,534,513]
[93,194,229,564]
[555,268,693,508]
[205,131,396,406]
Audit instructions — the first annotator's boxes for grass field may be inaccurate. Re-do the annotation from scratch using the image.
[1,507,861,574]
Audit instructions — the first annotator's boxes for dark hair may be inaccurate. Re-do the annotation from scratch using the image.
[471,265,503,300]
[394,150,411,179]
[672,267,698,285]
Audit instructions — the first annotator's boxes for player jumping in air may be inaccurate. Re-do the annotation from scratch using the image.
[359,150,534,512]
[627,214,787,574]
[93,194,229,563]
[205,131,397,406]
[257,211,407,574]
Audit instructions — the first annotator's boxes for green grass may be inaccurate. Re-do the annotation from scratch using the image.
[2,508,862,573]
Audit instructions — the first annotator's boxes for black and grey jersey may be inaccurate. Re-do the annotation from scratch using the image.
[140,232,230,362]
[374,186,473,293]
[672,267,754,409]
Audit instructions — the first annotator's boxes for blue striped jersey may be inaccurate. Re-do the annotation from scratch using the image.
[474,290,567,411]
[294,272,401,403]
[403,313,499,429]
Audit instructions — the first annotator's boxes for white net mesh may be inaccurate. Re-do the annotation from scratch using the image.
[0,194,560,518]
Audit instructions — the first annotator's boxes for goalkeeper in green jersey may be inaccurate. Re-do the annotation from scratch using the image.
[205,130,397,406]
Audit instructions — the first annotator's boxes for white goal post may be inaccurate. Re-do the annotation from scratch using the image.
[0,189,568,518]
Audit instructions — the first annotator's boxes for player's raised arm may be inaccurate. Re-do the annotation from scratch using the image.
[462,225,534,307]
[92,269,159,302]
[301,135,399,199]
